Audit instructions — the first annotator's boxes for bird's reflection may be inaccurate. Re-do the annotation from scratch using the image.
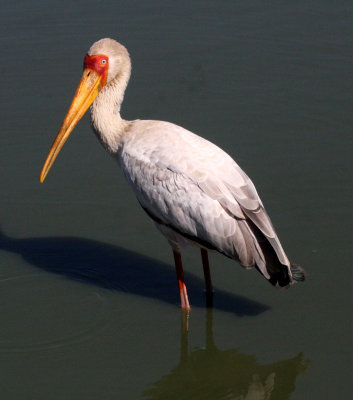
[143,310,309,400]
[0,228,268,316]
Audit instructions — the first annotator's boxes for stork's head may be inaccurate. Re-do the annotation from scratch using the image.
[40,38,130,183]
[87,38,130,85]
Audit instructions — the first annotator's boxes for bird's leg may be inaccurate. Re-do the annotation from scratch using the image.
[200,248,213,307]
[173,250,191,310]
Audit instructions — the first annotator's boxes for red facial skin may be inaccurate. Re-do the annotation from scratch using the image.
[84,54,109,87]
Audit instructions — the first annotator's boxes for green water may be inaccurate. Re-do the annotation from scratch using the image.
[1,1,352,398]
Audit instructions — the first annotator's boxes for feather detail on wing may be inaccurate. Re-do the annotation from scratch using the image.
[119,120,304,287]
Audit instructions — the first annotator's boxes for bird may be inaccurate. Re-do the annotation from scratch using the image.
[40,38,305,310]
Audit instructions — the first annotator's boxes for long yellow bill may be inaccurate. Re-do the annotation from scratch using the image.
[40,68,103,183]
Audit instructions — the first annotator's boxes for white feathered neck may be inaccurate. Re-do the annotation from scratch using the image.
[89,41,132,153]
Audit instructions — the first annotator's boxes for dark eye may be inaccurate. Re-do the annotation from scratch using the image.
[101,59,107,65]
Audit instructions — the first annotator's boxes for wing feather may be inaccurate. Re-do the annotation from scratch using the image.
[121,120,291,274]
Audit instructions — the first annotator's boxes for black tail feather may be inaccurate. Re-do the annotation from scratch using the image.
[290,263,306,283]
[246,218,305,287]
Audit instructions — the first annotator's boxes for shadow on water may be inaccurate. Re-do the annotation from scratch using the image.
[0,228,268,316]
[143,310,310,400]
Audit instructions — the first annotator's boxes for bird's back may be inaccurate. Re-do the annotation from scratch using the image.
[119,120,304,287]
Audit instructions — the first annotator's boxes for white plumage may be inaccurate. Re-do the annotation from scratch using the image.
[41,38,305,309]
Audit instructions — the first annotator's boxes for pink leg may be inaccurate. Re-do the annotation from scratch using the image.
[201,248,213,307]
[173,250,191,310]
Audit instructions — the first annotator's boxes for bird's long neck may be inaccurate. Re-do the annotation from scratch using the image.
[90,63,131,153]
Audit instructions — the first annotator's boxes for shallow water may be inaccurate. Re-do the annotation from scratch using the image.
[1,1,352,398]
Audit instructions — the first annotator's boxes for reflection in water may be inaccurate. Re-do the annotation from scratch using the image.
[143,310,309,400]
[0,228,268,316]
